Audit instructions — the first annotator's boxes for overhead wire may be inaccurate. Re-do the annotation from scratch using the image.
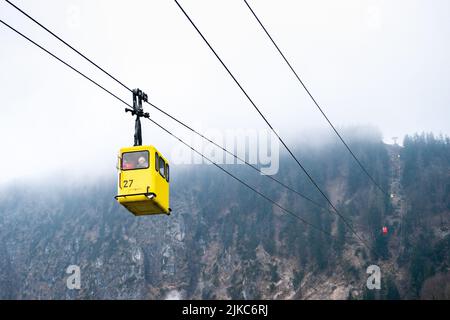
[0,19,129,108]
[1,10,401,297]
[146,116,334,238]
[3,0,132,93]
[5,0,331,213]
[0,17,334,239]
[242,0,391,199]
[2,2,388,259]
[174,0,374,255]
[146,100,332,212]
[241,1,401,272]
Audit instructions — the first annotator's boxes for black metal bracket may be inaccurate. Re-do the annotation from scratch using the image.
[114,192,156,200]
[125,88,149,146]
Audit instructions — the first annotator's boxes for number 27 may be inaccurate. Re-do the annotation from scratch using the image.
[123,179,133,188]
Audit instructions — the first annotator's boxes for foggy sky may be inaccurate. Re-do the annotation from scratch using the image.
[1,0,449,184]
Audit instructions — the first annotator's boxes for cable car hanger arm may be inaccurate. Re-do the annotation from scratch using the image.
[125,89,149,146]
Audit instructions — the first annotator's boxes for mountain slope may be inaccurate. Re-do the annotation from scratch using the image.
[0,132,448,299]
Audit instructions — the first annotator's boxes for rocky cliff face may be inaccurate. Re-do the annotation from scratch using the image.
[0,135,448,299]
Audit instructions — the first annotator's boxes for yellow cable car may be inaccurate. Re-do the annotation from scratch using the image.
[115,88,170,216]
[115,145,171,215]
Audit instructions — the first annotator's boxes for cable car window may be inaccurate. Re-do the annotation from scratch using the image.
[122,151,149,170]
[165,164,169,182]
[159,157,165,178]
[155,153,159,172]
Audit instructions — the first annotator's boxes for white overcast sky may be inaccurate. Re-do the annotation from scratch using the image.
[1,0,449,184]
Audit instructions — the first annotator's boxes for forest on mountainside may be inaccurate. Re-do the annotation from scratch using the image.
[0,131,448,299]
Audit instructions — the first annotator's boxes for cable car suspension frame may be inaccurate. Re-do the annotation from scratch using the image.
[125,88,149,146]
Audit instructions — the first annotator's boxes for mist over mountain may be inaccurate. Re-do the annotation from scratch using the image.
[0,130,448,299]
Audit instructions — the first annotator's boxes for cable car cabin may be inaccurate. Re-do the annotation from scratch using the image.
[115,145,170,216]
